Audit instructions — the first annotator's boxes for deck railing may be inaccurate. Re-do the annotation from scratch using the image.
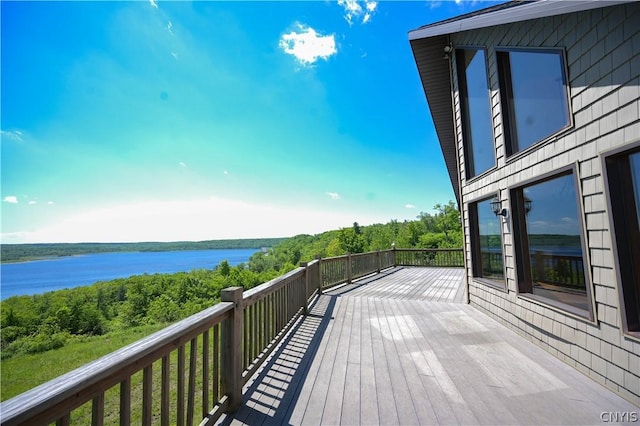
[0,248,462,426]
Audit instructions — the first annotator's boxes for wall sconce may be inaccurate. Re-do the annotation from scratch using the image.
[524,196,533,215]
[490,196,508,218]
[443,42,453,59]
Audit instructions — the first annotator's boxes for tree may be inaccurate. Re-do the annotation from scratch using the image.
[218,260,231,276]
[433,201,462,247]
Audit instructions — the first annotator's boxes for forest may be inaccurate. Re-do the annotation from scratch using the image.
[0,202,461,364]
[0,238,286,263]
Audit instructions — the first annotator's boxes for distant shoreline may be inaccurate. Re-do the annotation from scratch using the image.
[0,238,285,264]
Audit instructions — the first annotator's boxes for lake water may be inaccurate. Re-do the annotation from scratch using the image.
[0,249,258,300]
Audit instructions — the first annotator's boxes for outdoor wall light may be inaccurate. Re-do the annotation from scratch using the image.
[524,197,533,215]
[490,197,508,218]
[443,42,453,59]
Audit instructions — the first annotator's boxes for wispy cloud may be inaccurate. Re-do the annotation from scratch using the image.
[149,0,158,9]
[179,161,187,167]
[167,21,174,35]
[29,201,38,205]
[279,24,337,66]
[405,204,416,209]
[4,197,385,243]
[1,130,24,142]
[338,0,378,25]
[326,192,341,200]
[3,196,18,204]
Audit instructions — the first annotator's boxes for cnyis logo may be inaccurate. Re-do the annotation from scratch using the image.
[600,412,639,423]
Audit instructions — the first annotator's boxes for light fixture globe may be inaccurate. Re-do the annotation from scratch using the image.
[490,196,508,217]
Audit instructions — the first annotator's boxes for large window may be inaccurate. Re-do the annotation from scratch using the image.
[511,170,591,318]
[498,48,571,156]
[603,144,640,337]
[470,197,505,287]
[456,48,495,178]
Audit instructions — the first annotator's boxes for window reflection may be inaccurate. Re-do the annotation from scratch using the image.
[456,49,495,177]
[498,49,570,154]
[517,173,589,313]
[605,147,640,334]
[477,198,504,281]
[631,152,640,230]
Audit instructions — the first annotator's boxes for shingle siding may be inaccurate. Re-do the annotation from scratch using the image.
[451,3,640,404]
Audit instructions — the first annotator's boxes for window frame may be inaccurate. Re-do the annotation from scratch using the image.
[601,140,640,340]
[455,46,497,180]
[496,46,573,159]
[468,193,508,291]
[509,164,595,321]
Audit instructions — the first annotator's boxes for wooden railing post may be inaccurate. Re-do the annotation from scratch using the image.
[376,250,381,273]
[220,287,243,412]
[317,256,323,294]
[391,244,397,266]
[347,253,353,283]
[300,262,309,315]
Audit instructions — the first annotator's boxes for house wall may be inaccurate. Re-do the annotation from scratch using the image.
[450,3,640,404]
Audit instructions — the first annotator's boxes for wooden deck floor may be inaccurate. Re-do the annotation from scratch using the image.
[216,267,637,425]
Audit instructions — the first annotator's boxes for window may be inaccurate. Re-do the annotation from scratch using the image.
[603,145,640,337]
[498,48,570,155]
[456,48,495,177]
[470,197,505,287]
[511,170,591,318]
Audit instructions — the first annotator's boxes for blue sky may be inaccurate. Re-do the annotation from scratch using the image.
[1,1,498,243]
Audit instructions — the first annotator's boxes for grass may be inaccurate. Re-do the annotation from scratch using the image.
[1,324,167,401]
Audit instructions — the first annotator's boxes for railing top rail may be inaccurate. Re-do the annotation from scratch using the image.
[0,302,234,424]
[395,248,462,252]
[350,251,376,258]
[318,254,349,262]
[242,266,305,305]
[321,249,394,262]
[300,259,320,267]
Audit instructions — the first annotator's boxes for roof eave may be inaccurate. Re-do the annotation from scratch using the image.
[409,35,460,207]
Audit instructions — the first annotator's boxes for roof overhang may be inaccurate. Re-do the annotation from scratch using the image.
[409,0,628,41]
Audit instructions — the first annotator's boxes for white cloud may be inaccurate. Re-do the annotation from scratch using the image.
[1,130,24,142]
[223,170,229,175]
[338,0,378,25]
[2,197,385,243]
[405,204,416,209]
[279,24,337,66]
[149,0,158,9]
[167,21,174,35]
[48,201,55,205]
[179,161,187,167]
[326,192,341,200]
[29,201,38,205]
[3,196,18,204]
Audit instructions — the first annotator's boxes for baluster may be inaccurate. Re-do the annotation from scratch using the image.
[161,355,170,426]
[178,345,186,426]
[56,414,70,426]
[120,377,131,426]
[187,338,197,426]
[92,393,104,426]
[202,330,210,419]
[142,365,152,426]
[213,324,220,401]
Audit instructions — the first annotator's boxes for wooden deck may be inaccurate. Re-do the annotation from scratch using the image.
[216,267,637,425]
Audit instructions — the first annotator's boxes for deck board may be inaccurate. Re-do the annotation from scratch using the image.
[216,267,638,425]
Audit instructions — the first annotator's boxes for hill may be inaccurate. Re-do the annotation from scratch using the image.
[0,238,285,263]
